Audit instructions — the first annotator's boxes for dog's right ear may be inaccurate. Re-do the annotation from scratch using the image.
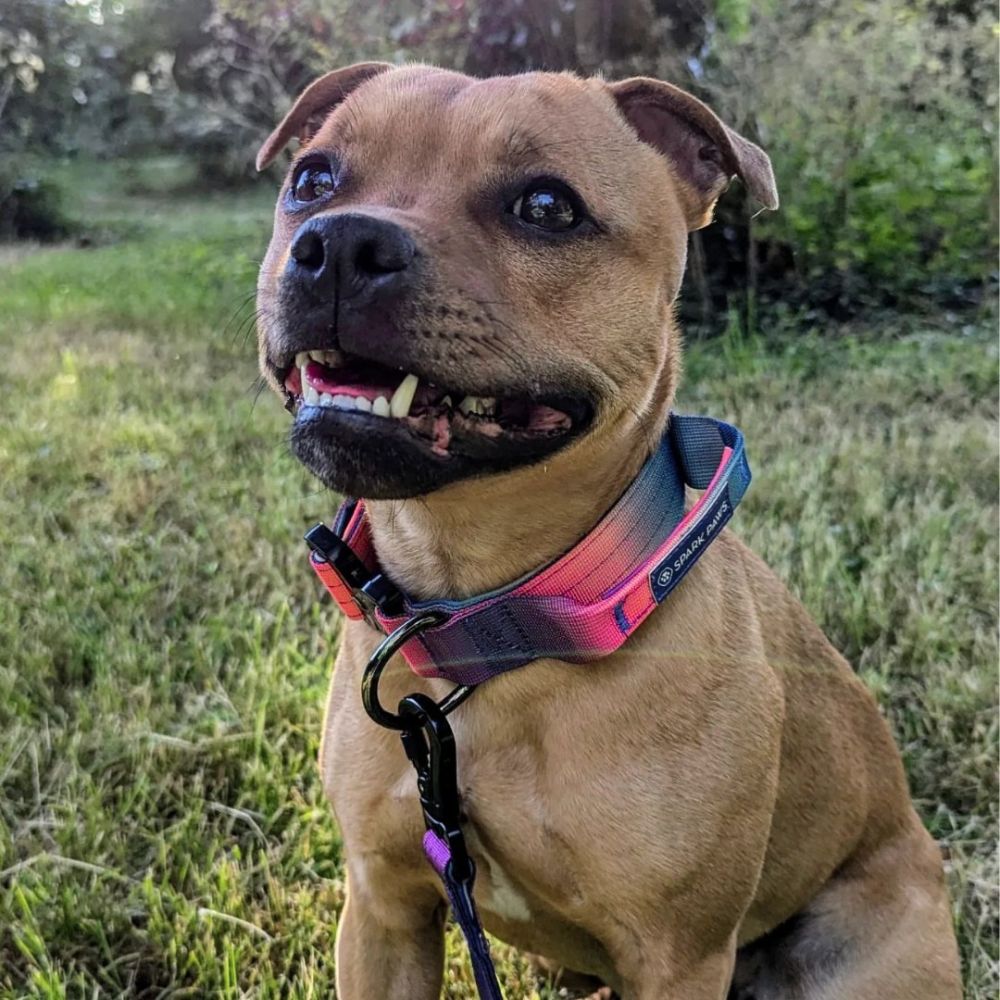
[255,62,393,171]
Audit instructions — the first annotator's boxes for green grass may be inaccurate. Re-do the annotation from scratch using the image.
[0,161,996,998]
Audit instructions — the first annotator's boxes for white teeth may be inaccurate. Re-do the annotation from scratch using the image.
[390,373,419,418]
[297,365,421,419]
[441,395,453,409]
[309,350,326,363]
[459,395,496,417]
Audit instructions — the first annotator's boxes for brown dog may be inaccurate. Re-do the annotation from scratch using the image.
[255,64,961,999]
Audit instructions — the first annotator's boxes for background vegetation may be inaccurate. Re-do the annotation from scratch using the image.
[1,0,996,997]
[2,0,996,318]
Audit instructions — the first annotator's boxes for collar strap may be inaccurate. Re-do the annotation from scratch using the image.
[306,414,750,686]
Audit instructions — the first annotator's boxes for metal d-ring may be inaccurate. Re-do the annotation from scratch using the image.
[362,611,474,730]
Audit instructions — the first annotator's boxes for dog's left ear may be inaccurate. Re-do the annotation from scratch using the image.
[607,77,778,230]
[256,62,393,171]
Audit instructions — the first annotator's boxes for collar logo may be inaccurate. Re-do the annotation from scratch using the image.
[650,494,732,599]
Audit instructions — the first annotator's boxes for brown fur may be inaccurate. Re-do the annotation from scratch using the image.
[256,65,961,999]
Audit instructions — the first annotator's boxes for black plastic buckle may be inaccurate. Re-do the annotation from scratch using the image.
[398,693,474,882]
[304,522,402,623]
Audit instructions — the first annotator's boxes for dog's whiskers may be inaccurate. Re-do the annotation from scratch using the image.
[223,291,260,341]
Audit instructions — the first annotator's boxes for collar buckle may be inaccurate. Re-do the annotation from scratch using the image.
[305,522,401,627]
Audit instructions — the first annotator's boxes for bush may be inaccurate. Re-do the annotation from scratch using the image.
[698,1,997,313]
[0,167,72,242]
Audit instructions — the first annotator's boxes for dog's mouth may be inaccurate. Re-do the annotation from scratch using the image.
[275,348,593,497]
[282,349,591,456]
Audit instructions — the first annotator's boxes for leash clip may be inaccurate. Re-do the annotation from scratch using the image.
[398,693,473,882]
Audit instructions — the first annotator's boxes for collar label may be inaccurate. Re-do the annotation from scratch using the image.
[649,488,733,602]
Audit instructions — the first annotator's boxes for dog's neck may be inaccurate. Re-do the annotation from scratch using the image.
[366,425,654,601]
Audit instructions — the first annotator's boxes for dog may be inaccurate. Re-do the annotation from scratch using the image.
[255,63,962,999]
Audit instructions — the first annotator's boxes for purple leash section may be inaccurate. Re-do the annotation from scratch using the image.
[305,415,752,1000]
[424,830,504,1000]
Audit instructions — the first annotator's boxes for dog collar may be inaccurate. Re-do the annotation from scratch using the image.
[305,413,750,687]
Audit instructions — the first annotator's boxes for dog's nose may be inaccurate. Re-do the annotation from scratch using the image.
[287,214,416,302]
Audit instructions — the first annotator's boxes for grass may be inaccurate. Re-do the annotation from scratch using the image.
[0,159,996,998]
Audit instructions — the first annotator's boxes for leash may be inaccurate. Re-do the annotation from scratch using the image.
[305,413,750,998]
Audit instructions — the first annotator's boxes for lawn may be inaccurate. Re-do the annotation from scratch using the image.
[0,160,996,999]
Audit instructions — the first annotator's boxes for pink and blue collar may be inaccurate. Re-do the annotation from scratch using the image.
[306,413,750,686]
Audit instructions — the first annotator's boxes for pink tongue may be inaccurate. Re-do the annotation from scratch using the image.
[304,362,394,401]
[528,404,572,432]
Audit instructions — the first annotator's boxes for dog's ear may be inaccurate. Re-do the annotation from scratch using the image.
[607,77,778,230]
[255,62,393,171]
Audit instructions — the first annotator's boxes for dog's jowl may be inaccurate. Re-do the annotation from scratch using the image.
[256,64,961,1000]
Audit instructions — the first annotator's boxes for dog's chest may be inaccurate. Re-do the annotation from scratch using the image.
[460,798,615,977]
[465,829,533,923]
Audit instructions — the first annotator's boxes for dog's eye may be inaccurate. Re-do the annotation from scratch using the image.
[291,161,336,203]
[511,183,581,232]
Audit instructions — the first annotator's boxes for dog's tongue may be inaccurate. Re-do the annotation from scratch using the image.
[306,364,396,402]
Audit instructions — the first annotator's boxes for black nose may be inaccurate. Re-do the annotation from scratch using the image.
[287,213,416,303]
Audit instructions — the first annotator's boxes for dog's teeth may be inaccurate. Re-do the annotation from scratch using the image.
[390,373,419,418]
[354,396,372,413]
[295,351,310,369]
[332,394,354,410]
[459,395,496,416]
[441,395,453,409]
[322,351,339,365]
[309,350,327,364]
[304,385,320,406]
[372,395,390,417]
[319,392,334,408]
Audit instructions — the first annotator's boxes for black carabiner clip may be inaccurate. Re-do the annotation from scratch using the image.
[398,693,473,881]
[361,612,476,730]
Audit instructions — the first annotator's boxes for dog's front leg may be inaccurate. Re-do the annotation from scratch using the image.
[335,859,446,999]
[623,935,737,1000]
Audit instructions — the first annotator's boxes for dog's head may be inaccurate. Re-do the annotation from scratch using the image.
[256,64,776,499]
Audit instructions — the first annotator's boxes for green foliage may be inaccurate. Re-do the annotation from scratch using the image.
[3,0,996,314]
[0,165,71,241]
[702,0,997,310]
[0,161,996,997]
[714,0,752,39]
[0,0,167,157]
